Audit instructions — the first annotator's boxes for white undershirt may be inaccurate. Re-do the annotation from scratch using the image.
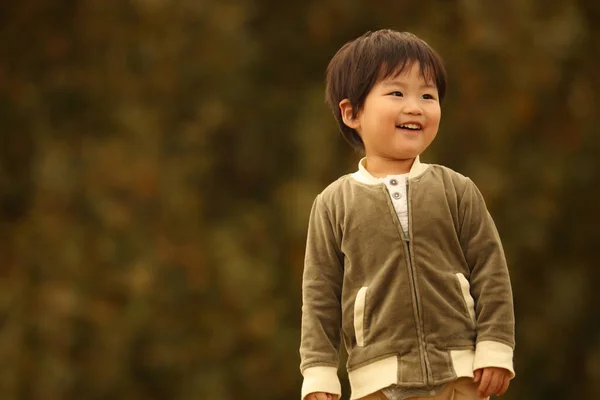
[378,174,409,237]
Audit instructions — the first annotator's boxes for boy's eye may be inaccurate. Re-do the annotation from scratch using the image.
[390,91,403,97]
[422,94,436,100]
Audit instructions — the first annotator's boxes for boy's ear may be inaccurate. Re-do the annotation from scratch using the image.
[339,99,360,130]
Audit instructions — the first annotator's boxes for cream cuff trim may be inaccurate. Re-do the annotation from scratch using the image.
[301,366,341,400]
[473,340,515,379]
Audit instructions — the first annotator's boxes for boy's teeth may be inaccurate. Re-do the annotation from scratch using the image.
[399,123,421,130]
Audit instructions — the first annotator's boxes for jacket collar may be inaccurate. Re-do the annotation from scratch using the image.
[351,156,429,185]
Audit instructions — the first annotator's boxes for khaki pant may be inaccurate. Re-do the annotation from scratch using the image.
[358,378,489,400]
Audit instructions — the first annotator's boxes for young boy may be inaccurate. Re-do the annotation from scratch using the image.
[299,30,515,400]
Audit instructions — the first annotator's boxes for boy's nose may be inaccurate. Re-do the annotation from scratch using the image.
[403,98,423,115]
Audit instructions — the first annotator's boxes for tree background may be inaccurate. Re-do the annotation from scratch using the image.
[0,0,599,399]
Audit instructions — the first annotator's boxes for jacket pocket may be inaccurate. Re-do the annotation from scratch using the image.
[455,273,476,324]
[354,287,368,347]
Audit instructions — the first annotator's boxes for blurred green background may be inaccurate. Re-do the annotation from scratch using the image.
[1,0,599,399]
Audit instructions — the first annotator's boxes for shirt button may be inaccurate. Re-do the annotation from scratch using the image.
[392,192,401,199]
[430,390,437,396]
[390,179,398,185]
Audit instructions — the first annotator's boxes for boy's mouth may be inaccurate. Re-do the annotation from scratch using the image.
[396,123,423,131]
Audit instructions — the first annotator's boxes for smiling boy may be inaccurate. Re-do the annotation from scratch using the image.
[299,30,515,400]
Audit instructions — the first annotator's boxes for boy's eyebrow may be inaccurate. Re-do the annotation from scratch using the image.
[381,80,437,90]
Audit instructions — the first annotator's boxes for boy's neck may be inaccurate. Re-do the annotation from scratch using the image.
[364,156,416,177]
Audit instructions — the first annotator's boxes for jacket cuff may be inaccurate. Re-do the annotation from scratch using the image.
[301,366,341,400]
[473,340,515,378]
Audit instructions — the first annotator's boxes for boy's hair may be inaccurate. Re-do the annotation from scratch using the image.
[325,30,447,151]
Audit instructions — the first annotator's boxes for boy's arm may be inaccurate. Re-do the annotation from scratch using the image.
[300,194,344,399]
[459,178,516,378]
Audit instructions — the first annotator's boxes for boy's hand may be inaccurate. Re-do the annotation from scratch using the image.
[473,367,511,397]
[306,392,338,400]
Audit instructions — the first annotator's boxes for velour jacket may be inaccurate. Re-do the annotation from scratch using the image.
[300,157,515,400]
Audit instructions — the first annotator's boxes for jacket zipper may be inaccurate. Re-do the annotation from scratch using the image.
[404,180,432,385]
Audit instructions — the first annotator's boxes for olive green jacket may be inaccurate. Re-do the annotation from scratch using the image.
[299,157,515,400]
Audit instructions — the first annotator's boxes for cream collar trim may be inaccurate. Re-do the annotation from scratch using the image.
[351,156,429,185]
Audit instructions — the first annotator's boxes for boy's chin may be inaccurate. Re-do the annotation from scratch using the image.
[389,150,423,160]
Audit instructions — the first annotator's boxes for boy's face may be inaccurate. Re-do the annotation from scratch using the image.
[342,62,441,163]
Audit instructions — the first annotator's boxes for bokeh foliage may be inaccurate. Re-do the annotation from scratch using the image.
[0,0,599,399]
